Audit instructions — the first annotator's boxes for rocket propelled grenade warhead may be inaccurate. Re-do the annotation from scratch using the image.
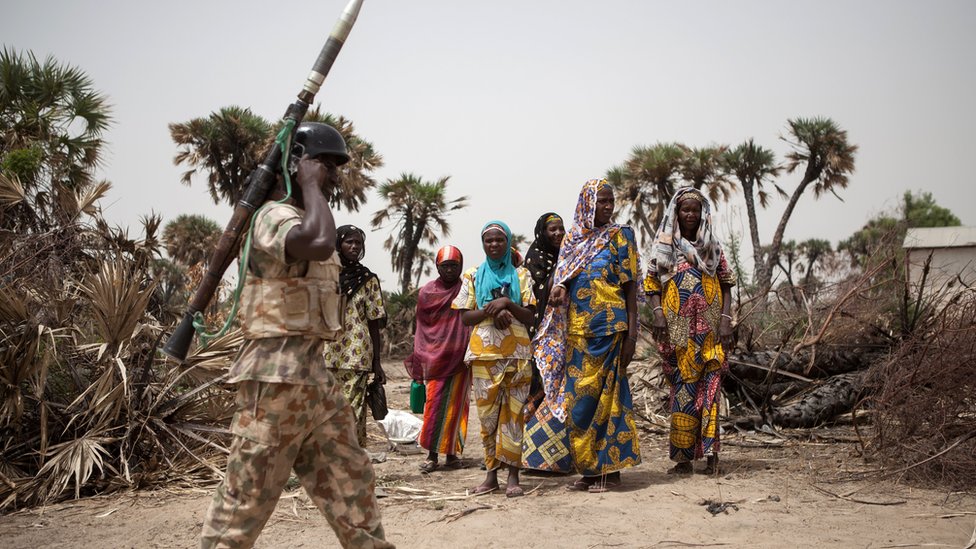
[301,0,364,100]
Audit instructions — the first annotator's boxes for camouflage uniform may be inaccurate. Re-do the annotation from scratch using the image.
[201,203,393,549]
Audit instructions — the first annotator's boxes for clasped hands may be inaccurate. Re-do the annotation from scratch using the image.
[484,296,515,329]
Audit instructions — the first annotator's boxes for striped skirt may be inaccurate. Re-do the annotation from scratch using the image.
[418,368,472,455]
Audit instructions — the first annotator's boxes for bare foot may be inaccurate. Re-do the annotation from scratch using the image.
[506,468,523,498]
[470,471,499,495]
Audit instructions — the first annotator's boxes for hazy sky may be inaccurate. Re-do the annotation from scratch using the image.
[4,0,975,289]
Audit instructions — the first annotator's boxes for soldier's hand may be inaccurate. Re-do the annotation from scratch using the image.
[296,154,328,190]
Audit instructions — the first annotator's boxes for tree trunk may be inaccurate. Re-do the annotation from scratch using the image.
[635,198,655,245]
[400,213,428,294]
[729,348,880,383]
[741,178,765,289]
[757,167,815,296]
[398,213,414,294]
[771,372,864,428]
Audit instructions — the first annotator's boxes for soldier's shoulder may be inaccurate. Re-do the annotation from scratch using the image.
[257,202,303,225]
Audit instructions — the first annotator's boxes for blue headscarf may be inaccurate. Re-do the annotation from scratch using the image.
[475,220,523,309]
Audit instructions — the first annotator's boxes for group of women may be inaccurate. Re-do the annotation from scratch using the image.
[338,177,737,497]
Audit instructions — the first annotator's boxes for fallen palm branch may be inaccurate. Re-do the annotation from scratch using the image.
[427,503,494,524]
[809,483,906,506]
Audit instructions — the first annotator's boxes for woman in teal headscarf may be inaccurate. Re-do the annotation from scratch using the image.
[452,221,537,497]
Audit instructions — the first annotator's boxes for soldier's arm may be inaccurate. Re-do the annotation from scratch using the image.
[285,155,337,262]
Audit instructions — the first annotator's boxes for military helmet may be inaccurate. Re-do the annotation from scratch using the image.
[291,122,350,166]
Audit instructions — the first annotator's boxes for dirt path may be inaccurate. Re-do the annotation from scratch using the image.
[2,363,974,548]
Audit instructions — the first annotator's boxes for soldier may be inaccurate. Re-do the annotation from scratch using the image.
[200,122,394,549]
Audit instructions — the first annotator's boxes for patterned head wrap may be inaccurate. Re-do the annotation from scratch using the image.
[550,179,622,286]
[336,224,377,299]
[475,221,522,309]
[677,190,704,205]
[648,187,721,284]
[435,245,463,265]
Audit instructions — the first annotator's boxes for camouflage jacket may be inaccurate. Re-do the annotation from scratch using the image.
[228,202,341,386]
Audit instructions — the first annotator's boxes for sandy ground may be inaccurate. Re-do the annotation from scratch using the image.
[1,362,974,549]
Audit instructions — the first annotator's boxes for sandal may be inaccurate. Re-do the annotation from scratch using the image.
[567,477,596,491]
[701,455,719,475]
[443,458,464,470]
[469,484,498,496]
[667,462,693,475]
[506,485,525,498]
[419,460,439,473]
[586,472,621,493]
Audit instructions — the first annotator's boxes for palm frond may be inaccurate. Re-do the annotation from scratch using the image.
[0,172,26,208]
[35,433,116,500]
[78,259,156,347]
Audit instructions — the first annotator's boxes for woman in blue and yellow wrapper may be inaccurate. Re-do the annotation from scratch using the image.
[644,187,735,475]
[534,179,642,492]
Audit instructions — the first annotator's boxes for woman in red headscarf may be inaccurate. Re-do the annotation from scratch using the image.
[405,245,473,473]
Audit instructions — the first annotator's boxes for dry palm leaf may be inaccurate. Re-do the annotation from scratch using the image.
[73,180,111,221]
[0,172,26,208]
[35,433,117,500]
[79,259,156,348]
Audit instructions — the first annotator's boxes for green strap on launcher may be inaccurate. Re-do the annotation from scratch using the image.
[191,120,298,349]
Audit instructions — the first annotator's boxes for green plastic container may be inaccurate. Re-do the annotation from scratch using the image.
[409,380,426,414]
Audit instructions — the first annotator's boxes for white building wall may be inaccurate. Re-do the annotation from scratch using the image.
[906,247,976,294]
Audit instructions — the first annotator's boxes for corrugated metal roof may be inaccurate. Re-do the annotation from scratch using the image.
[903,226,976,249]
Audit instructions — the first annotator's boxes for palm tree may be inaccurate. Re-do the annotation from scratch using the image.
[606,166,654,242]
[797,238,832,287]
[298,108,383,212]
[510,233,529,251]
[169,106,382,211]
[371,173,468,293]
[774,239,803,305]
[757,117,857,295]
[609,142,686,242]
[412,247,434,288]
[722,139,781,289]
[0,48,112,232]
[169,106,270,207]
[680,145,737,205]
[163,214,221,267]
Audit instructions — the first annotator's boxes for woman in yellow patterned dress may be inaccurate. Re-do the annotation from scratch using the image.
[323,225,388,447]
[535,179,642,492]
[452,220,536,498]
[644,188,735,475]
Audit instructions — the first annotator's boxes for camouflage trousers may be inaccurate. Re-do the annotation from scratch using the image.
[201,380,393,549]
[329,369,370,447]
